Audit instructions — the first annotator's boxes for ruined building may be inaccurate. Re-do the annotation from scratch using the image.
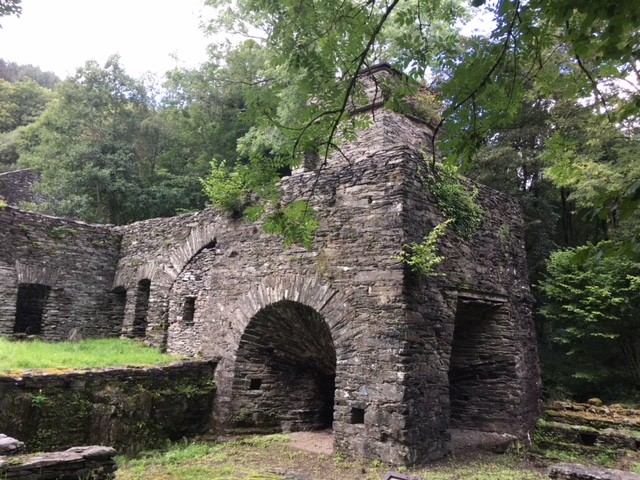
[0,65,540,465]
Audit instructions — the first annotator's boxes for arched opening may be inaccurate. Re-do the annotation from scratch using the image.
[231,300,336,432]
[132,279,151,338]
[448,297,516,432]
[14,283,50,335]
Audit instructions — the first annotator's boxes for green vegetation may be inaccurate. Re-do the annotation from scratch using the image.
[116,435,546,480]
[0,338,180,373]
[538,243,640,397]
[399,219,452,277]
[426,163,484,240]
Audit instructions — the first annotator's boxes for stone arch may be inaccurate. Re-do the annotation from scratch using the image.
[218,275,354,433]
[113,225,218,345]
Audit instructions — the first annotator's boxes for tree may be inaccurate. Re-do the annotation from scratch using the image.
[0,74,54,171]
[0,59,59,89]
[18,56,154,224]
[0,0,20,24]
[203,0,640,254]
[539,243,640,397]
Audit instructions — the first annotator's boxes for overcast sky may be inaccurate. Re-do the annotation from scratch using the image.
[0,0,213,79]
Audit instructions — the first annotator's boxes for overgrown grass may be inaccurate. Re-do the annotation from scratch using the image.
[0,337,181,374]
[116,435,547,480]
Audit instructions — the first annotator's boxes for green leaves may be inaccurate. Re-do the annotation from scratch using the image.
[539,242,640,390]
[398,219,452,277]
[263,200,319,249]
[425,162,484,240]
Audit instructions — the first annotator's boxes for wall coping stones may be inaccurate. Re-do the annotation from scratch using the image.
[0,359,217,381]
[549,463,640,480]
[0,445,117,479]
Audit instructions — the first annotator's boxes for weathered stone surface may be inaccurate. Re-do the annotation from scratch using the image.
[0,65,540,466]
[0,208,122,340]
[0,361,216,454]
[0,169,42,207]
[0,445,116,479]
[549,463,640,480]
[0,434,25,455]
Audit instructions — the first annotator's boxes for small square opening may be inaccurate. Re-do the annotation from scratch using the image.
[350,407,365,424]
[249,378,262,390]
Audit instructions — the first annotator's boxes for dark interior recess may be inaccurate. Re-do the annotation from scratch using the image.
[182,296,196,324]
[232,300,337,431]
[350,407,365,424]
[14,283,50,334]
[249,378,262,390]
[448,299,516,431]
[132,279,151,337]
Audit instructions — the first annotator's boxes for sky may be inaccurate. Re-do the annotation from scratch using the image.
[0,0,213,79]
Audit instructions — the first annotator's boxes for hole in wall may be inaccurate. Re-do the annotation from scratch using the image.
[14,283,50,335]
[579,432,597,446]
[350,407,365,424]
[182,296,196,324]
[249,378,262,390]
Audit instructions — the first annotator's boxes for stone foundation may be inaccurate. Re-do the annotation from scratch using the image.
[0,361,216,454]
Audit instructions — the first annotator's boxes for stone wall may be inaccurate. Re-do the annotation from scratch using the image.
[108,93,538,464]
[0,361,216,454]
[0,169,43,207]
[549,463,640,480]
[0,65,541,466]
[0,446,117,480]
[0,207,123,340]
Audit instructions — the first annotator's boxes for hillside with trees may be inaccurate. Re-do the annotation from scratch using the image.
[1,0,639,402]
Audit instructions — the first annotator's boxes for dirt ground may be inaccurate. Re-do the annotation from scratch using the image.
[287,429,520,457]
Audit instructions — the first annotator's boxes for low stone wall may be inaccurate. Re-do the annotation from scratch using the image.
[0,446,116,480]
[0,361,217,454]
[549,463,640,480]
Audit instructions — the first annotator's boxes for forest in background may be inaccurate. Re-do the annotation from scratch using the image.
[0,0,639,403]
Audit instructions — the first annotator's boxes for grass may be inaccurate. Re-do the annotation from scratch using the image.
[0,337,181,374]
[116,434,548,480]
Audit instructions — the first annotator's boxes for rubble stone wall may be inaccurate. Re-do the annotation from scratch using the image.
[0,207,122,340]
[0,361,216,454]
[0,65,540,466]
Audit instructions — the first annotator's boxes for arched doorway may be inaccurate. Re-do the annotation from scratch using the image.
[230,300,336,432]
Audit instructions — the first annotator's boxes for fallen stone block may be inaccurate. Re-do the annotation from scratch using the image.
[549,462,640,480]
[0,434,25,455]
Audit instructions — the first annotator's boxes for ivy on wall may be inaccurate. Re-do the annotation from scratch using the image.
[425,162,484,240]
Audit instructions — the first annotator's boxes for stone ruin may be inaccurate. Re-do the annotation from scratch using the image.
[0,64,540,465]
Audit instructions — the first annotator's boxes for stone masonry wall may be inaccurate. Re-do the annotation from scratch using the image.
[0,361,216,454]
[0,169,43,207]
[0,206,122,340]
[0,65,540,467]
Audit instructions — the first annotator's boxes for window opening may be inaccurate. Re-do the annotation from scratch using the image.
[14,283,50,334]
[182,296,196,324]
[350,407,365,424]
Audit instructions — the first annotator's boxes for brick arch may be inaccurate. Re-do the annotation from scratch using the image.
[113,224,217,344]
